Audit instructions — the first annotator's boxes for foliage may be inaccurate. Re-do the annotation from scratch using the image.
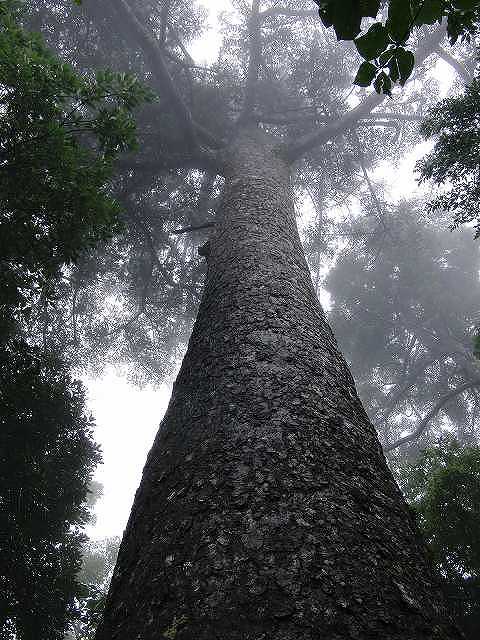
[419,77,480,237]
[398,437,480,637]
[0,3,149,637]
[0,0,152,335]
[314,0,480,93]
[0,339,101,640]
[325,203,480,451]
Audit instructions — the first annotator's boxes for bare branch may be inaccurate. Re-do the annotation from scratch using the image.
[385,381,480,452]
[352,132,384,219]
[361,112,424,122]
[114,0,222,150]
[283,27,445,162]
[434,45,472,82]
[259,7,318,22]
[171,222,215,235]
[284,91,384,162]
[238,1,262,124]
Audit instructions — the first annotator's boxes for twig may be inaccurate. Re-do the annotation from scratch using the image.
[171,222,215,235]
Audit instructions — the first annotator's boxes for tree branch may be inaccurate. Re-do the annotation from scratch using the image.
[284,91,384,162]
[361,112,424,122]
[384,381,480,452]
[259,7,318,22]
[238,0,262,124]
[434,45,471,82]
[283,27,445,162]
[171,222,215,235]
[114,0,222,150]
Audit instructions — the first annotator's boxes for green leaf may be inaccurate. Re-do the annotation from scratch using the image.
[395,47,415,85]
[387,0,412,43]
[354,61,378,86]
[318,0,363,39]
[354,22,389,60]
[360,0,382,17]
[373,70,393,96]
[413,0,444,26]
[451,0,480,10]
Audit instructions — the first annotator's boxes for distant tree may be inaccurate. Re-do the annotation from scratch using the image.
[326,203,480,455]
[399,437,480,639]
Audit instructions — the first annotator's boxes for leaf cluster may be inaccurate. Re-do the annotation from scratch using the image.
[0,0,152,333]
[314,0,480,93]
[419,77,480,237]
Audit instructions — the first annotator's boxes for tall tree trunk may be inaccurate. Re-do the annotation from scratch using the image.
[95,129,460,639]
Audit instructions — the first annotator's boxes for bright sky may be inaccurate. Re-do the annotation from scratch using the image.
[86,2,458,541]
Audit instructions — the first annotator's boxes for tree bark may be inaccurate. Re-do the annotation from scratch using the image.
[95,128,460,639]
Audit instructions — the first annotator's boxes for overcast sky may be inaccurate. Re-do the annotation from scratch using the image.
[86,1,456,542]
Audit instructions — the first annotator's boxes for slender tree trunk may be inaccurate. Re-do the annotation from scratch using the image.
[96,128,460,639]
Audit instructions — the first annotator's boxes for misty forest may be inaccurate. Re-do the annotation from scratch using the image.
[2,0,480,638]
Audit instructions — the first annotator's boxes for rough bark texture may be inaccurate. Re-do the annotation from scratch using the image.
[96,129,461,639]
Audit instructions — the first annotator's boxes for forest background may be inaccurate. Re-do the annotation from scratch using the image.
[1,0,480,638]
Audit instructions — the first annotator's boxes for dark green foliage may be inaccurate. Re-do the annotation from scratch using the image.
[419,77,480,237]
[0,339,101,640]
[399,438,480,637]
[0,3,149,637]
[0,0,152,335]
[313,0,480,92]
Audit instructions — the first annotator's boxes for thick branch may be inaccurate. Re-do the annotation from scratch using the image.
[284,27,445,162]
[238,0,262,124]
[114,0,221,150]
[384,381,480,452]
[171,222,215,235]
[259,7,317,21]
[284,91,384,162]
[434,45,471,82]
